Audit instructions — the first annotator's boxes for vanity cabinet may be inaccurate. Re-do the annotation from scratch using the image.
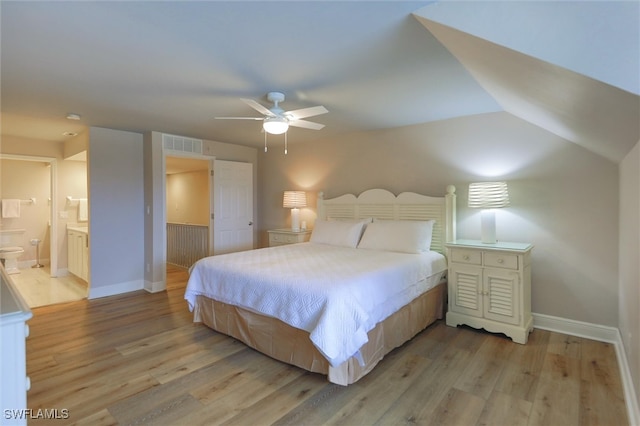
[445,239,533,344]
[67,228,88,281]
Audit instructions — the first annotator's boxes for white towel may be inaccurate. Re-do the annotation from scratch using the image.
[78,199,88,221]
[2,199,20,218]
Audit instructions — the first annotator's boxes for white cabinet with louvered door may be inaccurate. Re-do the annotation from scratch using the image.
[445,239,533,344]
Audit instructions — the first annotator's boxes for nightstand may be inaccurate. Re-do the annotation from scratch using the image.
[267,229,312,247]
[445,239,533,344]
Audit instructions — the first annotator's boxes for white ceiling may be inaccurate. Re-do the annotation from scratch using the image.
[1,1,638,163]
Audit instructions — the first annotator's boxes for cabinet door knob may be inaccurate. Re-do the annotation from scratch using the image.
[497,258,504,263]
[463,255,470,261]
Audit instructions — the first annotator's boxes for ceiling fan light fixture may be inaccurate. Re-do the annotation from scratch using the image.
[263,116,289,135]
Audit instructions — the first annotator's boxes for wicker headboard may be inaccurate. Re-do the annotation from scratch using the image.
[316,186,457,254]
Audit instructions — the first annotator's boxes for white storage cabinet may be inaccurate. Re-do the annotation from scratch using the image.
[445,239,533,344]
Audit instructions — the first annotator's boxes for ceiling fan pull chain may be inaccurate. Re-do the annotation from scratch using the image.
[264,132,268,153]
[284,131,288,155]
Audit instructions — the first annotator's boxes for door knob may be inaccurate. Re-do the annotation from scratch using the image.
[248,221,253,226]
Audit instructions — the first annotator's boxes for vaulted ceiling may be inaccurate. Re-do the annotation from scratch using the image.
[1,1,638,163]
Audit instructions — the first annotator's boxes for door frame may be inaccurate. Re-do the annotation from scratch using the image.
[0,154,58,276]
[161,151,215,271]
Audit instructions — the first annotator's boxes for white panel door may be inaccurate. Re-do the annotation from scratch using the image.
[213,160,254,255]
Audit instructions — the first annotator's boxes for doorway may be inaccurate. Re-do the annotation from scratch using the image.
[165,156,210,268]
[0,154,58,274]
[162,155,255,270]
[0,154,87,307]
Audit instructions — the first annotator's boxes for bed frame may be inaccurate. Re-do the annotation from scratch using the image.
[193,186,457,385]
[317,186,457,254]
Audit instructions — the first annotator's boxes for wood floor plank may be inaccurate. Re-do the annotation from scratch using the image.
[477,391,532,426]
[107,348,258,424]
[547,331,582,358]
[528,351,581,426]
[453,334,515,399]
[182,365,310,426]
[580,378,629,426]
[494,328,550,402]
[579,339,628,425]
[270,383,352,426]
[23,266,629,425]
[68,408,118,426]
[373,333,478,425]
[430,388,486,426]
[220,372,328,426]
[323,353,432,425]
[114,392,203,425]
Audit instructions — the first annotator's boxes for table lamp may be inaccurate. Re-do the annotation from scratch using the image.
[283,191,307,231]
[468,181,510,244]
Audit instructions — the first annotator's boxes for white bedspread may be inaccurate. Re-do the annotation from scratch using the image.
[184,242,447,367]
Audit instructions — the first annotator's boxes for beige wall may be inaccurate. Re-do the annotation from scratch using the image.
[258,111,619,327]
[166,170,209,225]
[619,140,640,409]
[0,159,51,262]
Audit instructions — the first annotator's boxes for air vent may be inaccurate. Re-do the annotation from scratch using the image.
[162,133,203,155]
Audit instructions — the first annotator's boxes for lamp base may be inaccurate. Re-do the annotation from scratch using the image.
[291,208,301,232]
[480,210,497,244]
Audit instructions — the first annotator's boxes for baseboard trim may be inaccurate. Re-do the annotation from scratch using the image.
[88,279,144,299]
[533,313,639,425]
[144,280,166,293]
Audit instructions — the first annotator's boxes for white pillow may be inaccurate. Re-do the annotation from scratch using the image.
[310,220,368,248]
[357,220,435,253]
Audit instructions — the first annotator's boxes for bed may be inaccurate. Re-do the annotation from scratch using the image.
[185,186,457,385]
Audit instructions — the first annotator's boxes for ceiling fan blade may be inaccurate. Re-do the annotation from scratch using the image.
[286,105,328,120]
[289,119,325,130]
[241,98,276,117]
[214,116,263,120]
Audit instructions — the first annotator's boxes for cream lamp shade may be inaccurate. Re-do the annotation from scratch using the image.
[468,182,510,243]
[283,191,307,231]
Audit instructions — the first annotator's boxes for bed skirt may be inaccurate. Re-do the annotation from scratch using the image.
[192,280,446,385]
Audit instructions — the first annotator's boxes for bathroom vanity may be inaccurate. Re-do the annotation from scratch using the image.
[67,225,88,281]
[0,264,32,425]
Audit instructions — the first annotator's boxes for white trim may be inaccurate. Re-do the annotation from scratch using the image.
[88,280,143,299]
[144,280,165,293]
[161,143,216,291]
[533,313,639,425]
[533,312,618,342]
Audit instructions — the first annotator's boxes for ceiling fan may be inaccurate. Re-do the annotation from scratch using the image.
[215,92,328,135]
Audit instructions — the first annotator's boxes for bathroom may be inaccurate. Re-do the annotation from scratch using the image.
[0,155,88,307]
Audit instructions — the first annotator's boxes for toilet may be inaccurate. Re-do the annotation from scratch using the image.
[0,246,25,274]
[0,229,26,274]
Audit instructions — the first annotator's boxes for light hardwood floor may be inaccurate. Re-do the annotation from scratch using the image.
[25,266,628,425]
